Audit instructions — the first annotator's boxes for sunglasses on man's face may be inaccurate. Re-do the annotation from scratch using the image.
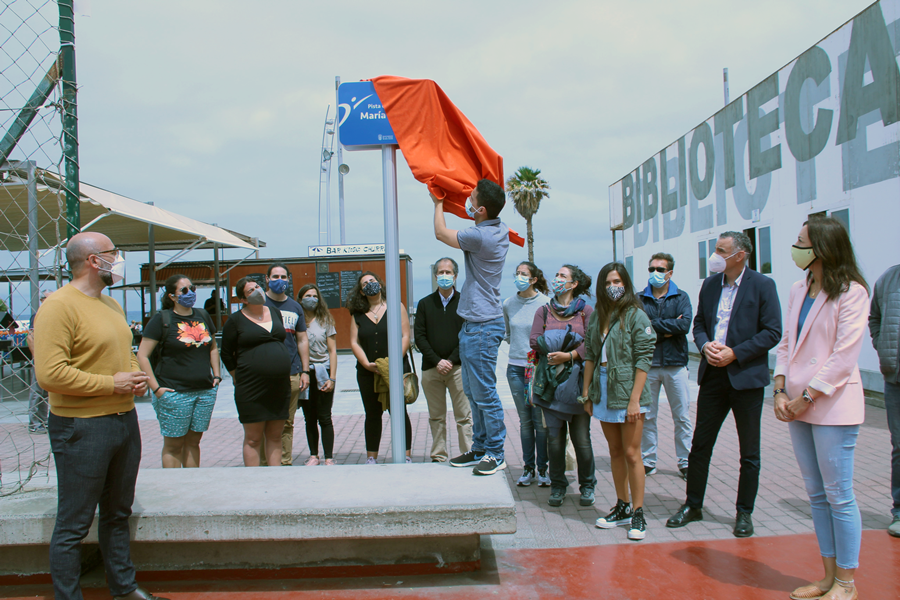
[177,285,196,295]
[648,267,669,274]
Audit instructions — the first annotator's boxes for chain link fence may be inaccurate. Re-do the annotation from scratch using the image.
[0,0,75,496]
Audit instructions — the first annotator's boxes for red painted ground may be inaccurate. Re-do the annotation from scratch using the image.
[1,531,896,600]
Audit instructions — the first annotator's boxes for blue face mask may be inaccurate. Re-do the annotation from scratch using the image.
[649,271,668,289]
[177,290,196,308]
[436,274,455,290]
[514,275,531,292]
[268,278,288,294]
[465,199,479,218]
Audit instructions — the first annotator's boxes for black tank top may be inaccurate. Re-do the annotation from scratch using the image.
[354,312,411,373]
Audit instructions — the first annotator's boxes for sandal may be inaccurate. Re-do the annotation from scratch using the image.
[790,582,830,599]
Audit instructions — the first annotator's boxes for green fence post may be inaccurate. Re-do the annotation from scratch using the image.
[58,0,80,239]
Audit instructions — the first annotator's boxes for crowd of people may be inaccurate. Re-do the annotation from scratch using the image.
[24,179,900,600]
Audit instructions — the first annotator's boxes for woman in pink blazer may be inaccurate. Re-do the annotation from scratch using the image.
[774,216,869,600]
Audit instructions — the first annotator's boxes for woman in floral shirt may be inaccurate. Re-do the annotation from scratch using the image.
[138,274,221,468]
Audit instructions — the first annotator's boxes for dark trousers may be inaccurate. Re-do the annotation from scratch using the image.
[301,369,335,459]
[686,366,763,514]
[357,370,412,453]
[49,409,142,600]
[547,411,596,492]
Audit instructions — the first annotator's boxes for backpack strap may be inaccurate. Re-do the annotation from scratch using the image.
[158,309,172,356]
[542,305,549,330]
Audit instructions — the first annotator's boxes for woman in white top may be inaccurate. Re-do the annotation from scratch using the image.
[503,261,550,486]
[297,283,338,466]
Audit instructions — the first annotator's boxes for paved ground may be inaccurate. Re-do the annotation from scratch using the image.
[2,346,895,551]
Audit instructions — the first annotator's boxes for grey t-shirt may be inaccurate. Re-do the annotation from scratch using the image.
[456,218,509,322]
[306,318,336,364]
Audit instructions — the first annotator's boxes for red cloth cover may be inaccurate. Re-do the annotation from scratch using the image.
[372,76,524,247]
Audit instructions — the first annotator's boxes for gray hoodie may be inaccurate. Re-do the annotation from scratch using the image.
[503,292,550,365]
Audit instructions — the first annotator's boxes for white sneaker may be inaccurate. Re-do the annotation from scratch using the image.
[536,468,551,487]
[517,467,535,486]
[305,456,320,466]
[365,457,377,465]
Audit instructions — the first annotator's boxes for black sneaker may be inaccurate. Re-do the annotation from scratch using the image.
[595,499,633,528]
[679,467,689,481]
[449,450,483,467]
[472,455,506,476]
[548,488,566,507]
[628,507,647,540]
[579,487,595,506]
[643,465,657,476]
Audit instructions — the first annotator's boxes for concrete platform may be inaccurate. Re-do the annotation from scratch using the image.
[0,464,516,576]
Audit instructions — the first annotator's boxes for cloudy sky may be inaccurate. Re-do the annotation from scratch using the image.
[61,0,874,306]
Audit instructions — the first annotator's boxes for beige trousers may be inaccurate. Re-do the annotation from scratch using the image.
[261,373,301,466]
[422,365,473,462]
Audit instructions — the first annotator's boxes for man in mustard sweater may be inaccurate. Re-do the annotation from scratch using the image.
[35,232,167,600]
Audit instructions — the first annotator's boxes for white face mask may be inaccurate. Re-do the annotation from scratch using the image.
[708,251,739,274]
[98,254,126,285]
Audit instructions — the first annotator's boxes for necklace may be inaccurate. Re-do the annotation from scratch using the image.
[245,308,267,322]
[368,301,385,315]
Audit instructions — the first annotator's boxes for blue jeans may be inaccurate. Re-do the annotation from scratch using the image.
[459,317,506,460]
[49,410,142,600]
[507,364,547,471]
[885,380,900,519]
[789,420,861,570]
[641,366,693,469]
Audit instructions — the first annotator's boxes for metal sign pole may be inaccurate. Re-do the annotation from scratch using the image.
[335,76,347,245]
[382,144,405,464]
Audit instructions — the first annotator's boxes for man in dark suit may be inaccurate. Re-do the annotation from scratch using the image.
[666,231,782,538]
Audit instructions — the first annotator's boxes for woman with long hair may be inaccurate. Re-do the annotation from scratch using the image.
[583,262,656,541]
[297,283,338,465]
[529,264,595,506]
[347,271,413,463]
[774,216,869,600]
[503,261,550,486]
[220,277,292,467]
[137,274,220,468]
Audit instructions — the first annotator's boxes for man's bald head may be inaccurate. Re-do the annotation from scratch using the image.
[66,232,114,274]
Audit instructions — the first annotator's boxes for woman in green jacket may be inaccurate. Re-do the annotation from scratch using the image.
[582,262,656,541]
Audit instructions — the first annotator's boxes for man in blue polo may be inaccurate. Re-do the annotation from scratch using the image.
[639,252,694,481]
[431,179,509,476]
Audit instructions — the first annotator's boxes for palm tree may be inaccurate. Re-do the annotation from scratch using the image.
[506,166,550,262]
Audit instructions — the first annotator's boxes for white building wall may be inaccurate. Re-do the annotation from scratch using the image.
[609,0,900,392]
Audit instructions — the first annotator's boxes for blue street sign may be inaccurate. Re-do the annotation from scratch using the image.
[337,81,397,148]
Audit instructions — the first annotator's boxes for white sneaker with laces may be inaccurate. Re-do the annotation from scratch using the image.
[517,467,535,486]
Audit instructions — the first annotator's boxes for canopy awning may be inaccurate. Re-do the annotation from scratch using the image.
[0,168,264,252]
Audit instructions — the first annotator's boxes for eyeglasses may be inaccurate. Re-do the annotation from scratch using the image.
[177,285,196,295]
[92,248,120,259]
[648,267,669,273]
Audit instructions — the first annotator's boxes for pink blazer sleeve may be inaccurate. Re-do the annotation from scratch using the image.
[807,282,870,396]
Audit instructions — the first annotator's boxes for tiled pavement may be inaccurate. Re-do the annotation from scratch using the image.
[1,347,895,551]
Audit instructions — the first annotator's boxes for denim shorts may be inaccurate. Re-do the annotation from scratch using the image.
[591,365,650,424]
[151,387,217,437]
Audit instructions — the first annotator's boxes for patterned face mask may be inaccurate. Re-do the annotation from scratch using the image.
[606,286,625,301]
[362,280,381,297]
